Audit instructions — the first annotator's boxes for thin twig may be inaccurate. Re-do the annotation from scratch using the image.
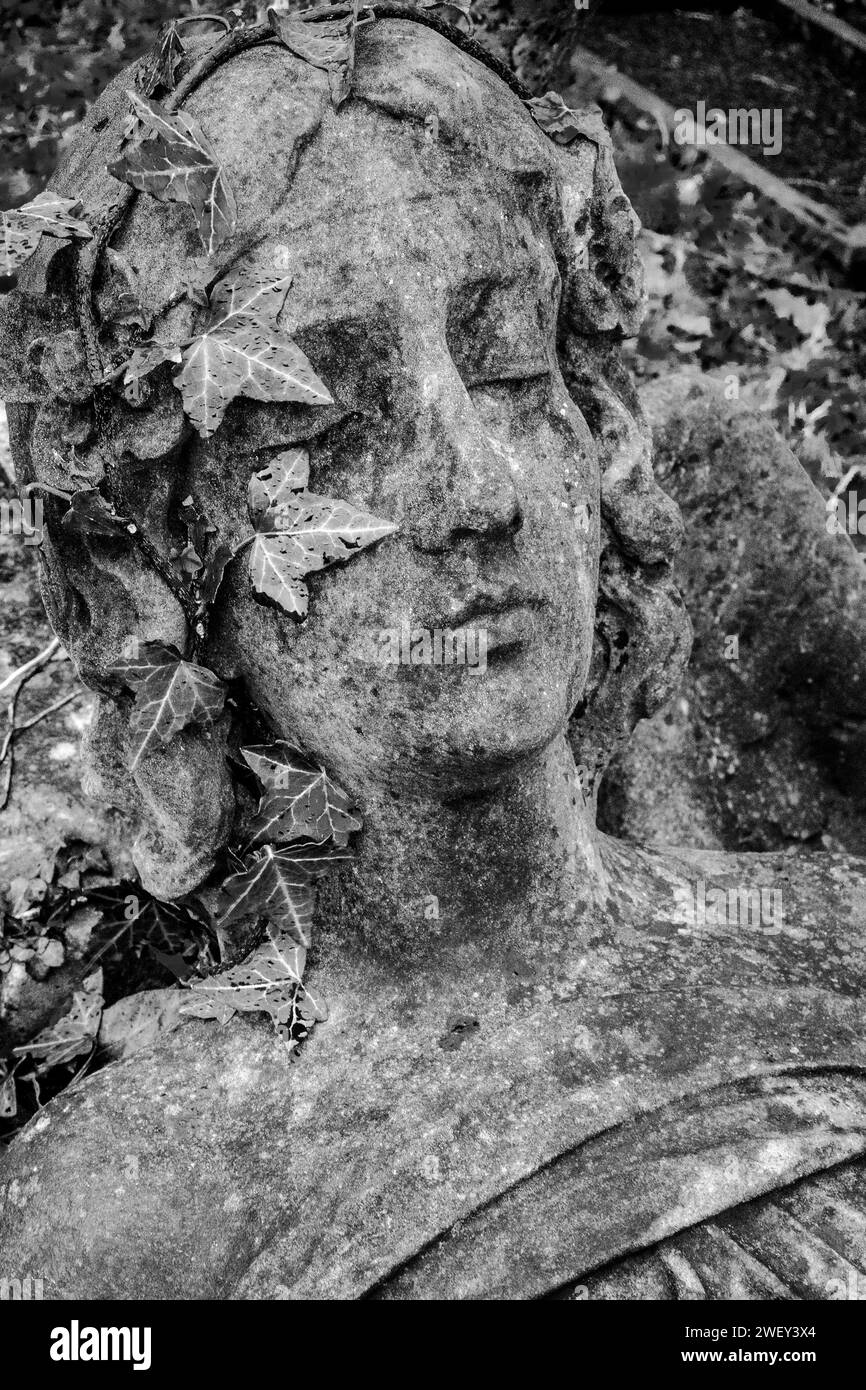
[0,689,20,812]
[0,637,62,699]
[14,688,85,734]
[175,13,232,32]
[63,1041,98,1095]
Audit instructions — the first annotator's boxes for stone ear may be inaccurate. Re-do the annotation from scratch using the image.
[8,394,237,902]
[82,696,236,901]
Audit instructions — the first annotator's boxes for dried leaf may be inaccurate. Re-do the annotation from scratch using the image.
[198,539,235,609]
[242,740,361,847]
[182,922,326,1032]
[1,191,92,277]
[62,488,133,539]
[247,447,397,617]
[109,641,226,768]
[108,91,237,256]
[267,6,362,108]
[138,22,185,97]
[527,93,612,150]
[13,969,103,1075]
[0,1067,16,1119]
[98,985,185,1061]
[173,271,333,436]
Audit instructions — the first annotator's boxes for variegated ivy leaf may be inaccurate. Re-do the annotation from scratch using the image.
[137,21,185,97]
[111,638,180,686]
[267,3,364,108]
[107,91,237,256]
[247,446,309,519]
[1,191,92,277]
[108,640,226,769]
[125,271,334,437]
[526,93,612,150]
[13,969,103,1075]
[247,447,397,618]
[181,922,328,1033]
[242,740,362,847]
[215,843,324,944]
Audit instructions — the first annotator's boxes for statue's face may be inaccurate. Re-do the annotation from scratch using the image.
[195,57,600,796]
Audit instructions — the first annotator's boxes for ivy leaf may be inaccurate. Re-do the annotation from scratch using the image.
[62,488,134,539]
[267,5,362,108]
[108,91,237,256]
[173,271,334,436]
[1,191,92,277]
[109,641,226,769]
[182,254,217,307]
[215,844,317,944]
[110,638,181,687]
[248,446,308,519]
[13,969,103,1075]
[138,21,185,97]
[526,93,612,150]
[247,447,397,618]
[181,922,327,1032]
[242,740,362,847]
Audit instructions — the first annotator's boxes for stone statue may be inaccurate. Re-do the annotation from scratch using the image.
[1,7,864,1300]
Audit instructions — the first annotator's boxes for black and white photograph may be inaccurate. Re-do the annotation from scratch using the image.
[0,0,865,1339]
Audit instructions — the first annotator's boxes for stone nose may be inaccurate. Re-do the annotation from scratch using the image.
[404,356,523,554]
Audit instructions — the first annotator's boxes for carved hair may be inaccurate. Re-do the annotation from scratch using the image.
[3,6,691,898]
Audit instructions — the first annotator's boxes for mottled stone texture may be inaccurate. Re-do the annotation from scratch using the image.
[0,15,864,1300]
[6,17,686,897]
[2,845,865,1299]
[602,378,866,856]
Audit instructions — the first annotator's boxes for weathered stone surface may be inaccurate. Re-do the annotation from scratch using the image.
[2,842,865,1299]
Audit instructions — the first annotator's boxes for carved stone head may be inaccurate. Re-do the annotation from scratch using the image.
[4,13,690,899]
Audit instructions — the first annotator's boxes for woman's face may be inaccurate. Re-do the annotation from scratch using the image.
[197,92,600,798]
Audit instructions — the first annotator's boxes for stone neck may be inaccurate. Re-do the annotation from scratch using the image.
[317,731,610,959]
